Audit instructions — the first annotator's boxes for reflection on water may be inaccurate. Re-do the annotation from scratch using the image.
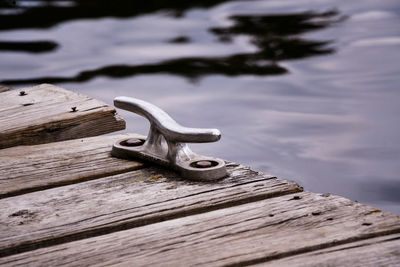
[1,0,400,215]
[0,0,234,28]
[0,40,57,53]
[1,7,341,84]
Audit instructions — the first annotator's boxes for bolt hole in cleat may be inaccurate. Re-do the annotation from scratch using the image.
[111,96,227,181]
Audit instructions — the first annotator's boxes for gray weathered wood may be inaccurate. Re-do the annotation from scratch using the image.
[0,161,300,257]
[258,233,400,266]
[0,84,12,92]
[0,83,125,149]
[1,192,399,266]
[1,83,398,266]
[0,134,144,198]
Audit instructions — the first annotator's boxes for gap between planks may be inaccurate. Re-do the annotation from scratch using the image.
[1,101,398,265]
[0,134,145,198]
[0,192,399,266]
[254,233,400,266]
[0,161,301,257]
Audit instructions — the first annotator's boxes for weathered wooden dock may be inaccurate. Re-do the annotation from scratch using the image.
[0,84,399,266]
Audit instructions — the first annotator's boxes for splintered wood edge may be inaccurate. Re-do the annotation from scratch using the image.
[0,161,302,257]
[0,84,125,149]
[0,192,399,266]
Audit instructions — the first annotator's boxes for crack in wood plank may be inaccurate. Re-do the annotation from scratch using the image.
[1,191,399,266]
[253,233,400,266]
[0,84,125,149]
[0,162,301,258]
[0,84,12,92]
[0,134,145,198]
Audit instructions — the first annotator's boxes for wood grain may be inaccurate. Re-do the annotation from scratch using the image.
[0,134,144,198]
[0,162,300,257]
[0,84,12,92]
[1,192,399,266]
[1,83,397,266]
[259,233,400,266]
[0,84,125,149]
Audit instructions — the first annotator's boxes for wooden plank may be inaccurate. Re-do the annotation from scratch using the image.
[0,134,145,198]
[0,84,12,92]
[0,83,125,149]
[1,192,399,266]
[0,162,300,257]
[259,234,400,266]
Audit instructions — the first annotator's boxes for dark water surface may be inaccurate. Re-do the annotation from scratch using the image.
[1,0,399,214]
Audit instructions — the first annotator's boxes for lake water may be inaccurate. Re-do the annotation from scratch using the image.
[1,0,399,214]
